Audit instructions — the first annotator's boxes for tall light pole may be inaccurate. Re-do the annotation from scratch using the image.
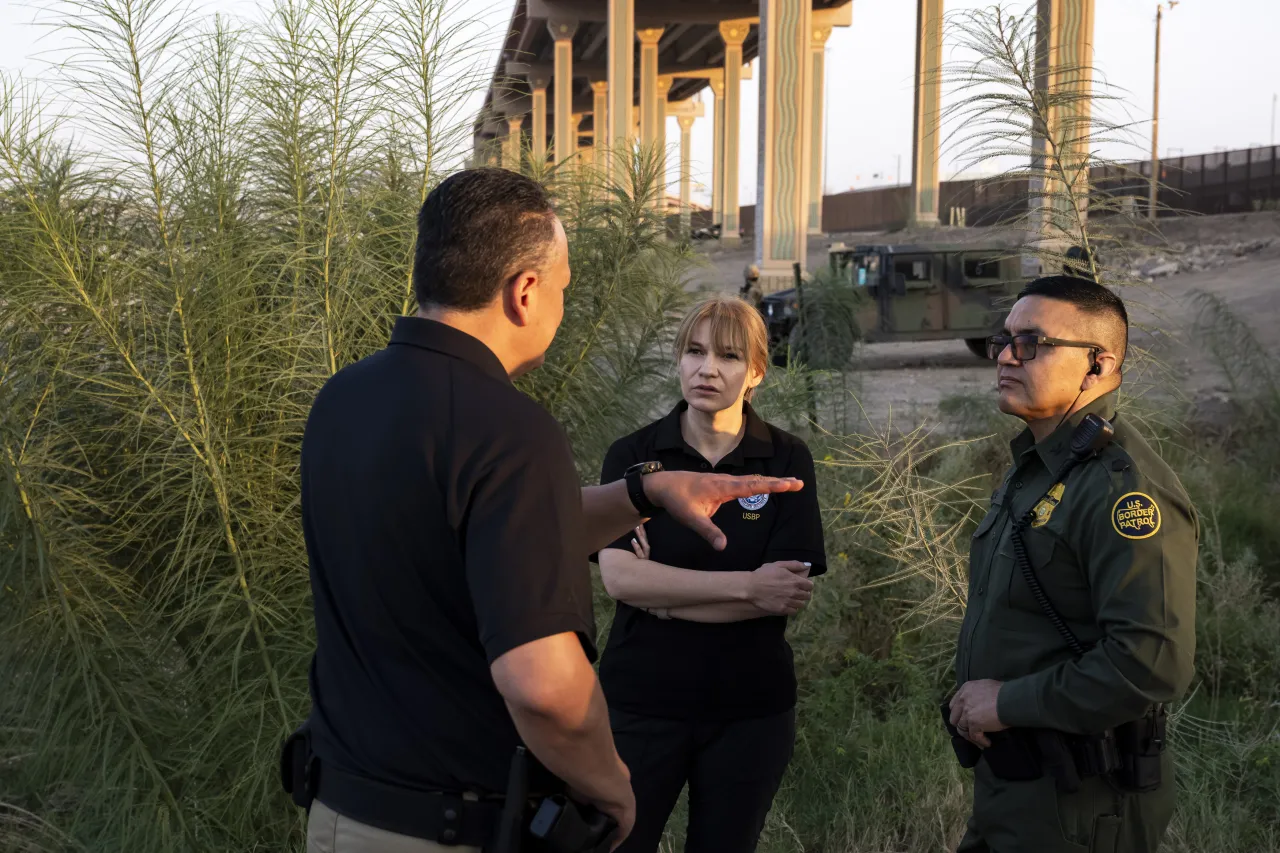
[1150,2,1178,220]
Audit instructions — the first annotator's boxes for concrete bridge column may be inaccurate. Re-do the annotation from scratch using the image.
[808,23,833,234]
[755,0,813,292]
[1036,0,1096,235]
[504,115,523,170]
[678,114,696,236]
[637,28,665,170]
[549,19,578,166]
[606,0,634,185]
[710,78,725,233]
[719,20,750,247]
[656,75,673,203]
[668,98,704,236]
[910,0,944,227]
[528,69,550,165]
[591,80,608,171]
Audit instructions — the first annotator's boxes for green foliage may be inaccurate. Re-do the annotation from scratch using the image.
[517,145,692,476]
[766,649,969,853]
[0,1,684,849]
[1182,291,1280,578]
[786,267,865,372]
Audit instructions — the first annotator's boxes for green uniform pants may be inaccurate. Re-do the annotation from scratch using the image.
[958,752,1175,853]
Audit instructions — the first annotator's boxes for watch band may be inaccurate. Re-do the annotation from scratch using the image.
[624,461,664,518]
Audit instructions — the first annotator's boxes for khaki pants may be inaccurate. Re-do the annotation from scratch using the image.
[307,799,482,853]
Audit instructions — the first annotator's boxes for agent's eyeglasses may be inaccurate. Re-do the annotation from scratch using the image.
[987,334,1101,361]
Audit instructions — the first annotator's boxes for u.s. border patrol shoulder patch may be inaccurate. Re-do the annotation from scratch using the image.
[1112,492,1162,539]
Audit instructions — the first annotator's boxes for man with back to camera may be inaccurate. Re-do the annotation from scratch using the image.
[286,168,807,853]
[947,275,1198,853]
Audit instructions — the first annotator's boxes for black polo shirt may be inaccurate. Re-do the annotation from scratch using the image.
[301,316,596,800]
[596,401,826,720]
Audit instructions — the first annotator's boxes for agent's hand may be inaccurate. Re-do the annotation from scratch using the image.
[605,783,636,852]
[573,758,635,852]
[645,471,804,551]
[629,525,651,560]
[948,679,1007,748]
[746,561,813,615]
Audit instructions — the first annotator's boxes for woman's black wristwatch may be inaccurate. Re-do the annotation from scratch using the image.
[624,461,664,518]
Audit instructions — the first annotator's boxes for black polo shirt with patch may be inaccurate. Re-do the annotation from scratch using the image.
[596,401,826,720]
[301,316,596,801]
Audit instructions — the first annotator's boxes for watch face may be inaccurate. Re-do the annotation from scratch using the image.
[627,461,663,476]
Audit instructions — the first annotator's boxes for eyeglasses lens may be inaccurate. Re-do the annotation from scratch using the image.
[987,336,1037,360]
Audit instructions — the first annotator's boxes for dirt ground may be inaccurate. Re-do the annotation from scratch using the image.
[687,212,1280,425]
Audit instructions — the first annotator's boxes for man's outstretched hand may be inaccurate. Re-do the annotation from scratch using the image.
[645,471,804,550]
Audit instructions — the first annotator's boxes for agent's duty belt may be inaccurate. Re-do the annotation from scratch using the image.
[317,762,503,847]
[941,703,1166,794]
[281,724,617,852]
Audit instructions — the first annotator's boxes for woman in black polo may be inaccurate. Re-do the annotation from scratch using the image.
[597,295,826,853]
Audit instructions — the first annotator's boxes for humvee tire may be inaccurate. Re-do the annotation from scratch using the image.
[966,337,994,360]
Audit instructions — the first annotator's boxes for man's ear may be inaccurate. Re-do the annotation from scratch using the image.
[1086,351,1121,386]
[505,269,539,327]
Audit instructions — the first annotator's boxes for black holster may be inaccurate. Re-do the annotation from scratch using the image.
[1114,705,1167,793]
[529,796,617,853]
[280,719,318,810]
[488,746,618,853]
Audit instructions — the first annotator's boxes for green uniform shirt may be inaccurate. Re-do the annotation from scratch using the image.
[955,392,1199,735]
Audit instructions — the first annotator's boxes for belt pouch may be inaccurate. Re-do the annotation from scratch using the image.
[982,730,1043,781]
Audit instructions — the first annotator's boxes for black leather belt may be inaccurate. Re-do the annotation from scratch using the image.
[315,763,503,847]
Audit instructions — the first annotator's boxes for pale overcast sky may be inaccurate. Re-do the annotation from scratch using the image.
[3,0,1277,206]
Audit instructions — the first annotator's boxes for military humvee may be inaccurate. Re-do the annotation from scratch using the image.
[758,243,1029,366]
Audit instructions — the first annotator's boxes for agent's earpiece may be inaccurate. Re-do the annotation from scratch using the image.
[1080,355,1102,392]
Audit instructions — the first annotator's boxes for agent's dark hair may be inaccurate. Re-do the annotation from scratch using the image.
[413,168,557,310]
[1018,275,1129,364]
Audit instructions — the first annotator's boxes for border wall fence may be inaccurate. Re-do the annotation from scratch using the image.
[715,144,1280,237]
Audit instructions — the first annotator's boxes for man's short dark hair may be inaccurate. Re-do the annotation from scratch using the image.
[413,168,557,310]
[1018,275,1129,363]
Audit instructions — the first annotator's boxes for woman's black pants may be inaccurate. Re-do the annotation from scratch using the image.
[609,706,796,853]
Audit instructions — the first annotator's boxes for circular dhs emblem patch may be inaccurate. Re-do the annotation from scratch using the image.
[1112,492,1162,540]
[738,494,770,511]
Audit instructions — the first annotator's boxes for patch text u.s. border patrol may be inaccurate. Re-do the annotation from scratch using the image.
[1112,492,1161,539]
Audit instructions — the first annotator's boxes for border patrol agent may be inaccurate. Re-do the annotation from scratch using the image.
[282,169,806,853]
[947,275,1197,853]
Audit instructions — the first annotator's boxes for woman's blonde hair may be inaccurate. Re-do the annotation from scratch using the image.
[673,294,770,401]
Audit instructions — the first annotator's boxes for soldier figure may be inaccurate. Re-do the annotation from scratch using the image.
[948,275,1198,853]
[739,263,762,306]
